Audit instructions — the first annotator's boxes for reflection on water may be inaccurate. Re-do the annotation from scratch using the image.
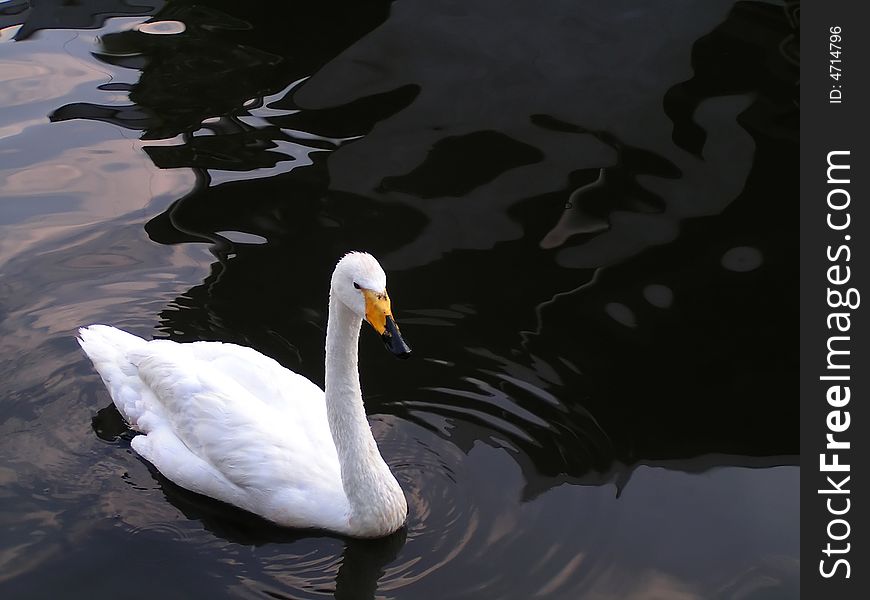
[0,0,797,598]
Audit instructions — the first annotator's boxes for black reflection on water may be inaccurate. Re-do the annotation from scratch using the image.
[47,0,424,366]
[146,117,300,172]
[664,0,799,155]
[379,131,544,198]
[2,0,163,40]
[53,0,797,490]
[23,2,799,596]
[142,84,419,172]
[508,1,798,466]
[92,403,132,442]
[50,0,402,141]
[531,114,681,240]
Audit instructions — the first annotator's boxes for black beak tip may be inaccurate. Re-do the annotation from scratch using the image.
[382,331,412,359]
[383,316,412,359]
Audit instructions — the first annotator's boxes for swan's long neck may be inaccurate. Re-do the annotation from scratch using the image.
[325,293,407,535]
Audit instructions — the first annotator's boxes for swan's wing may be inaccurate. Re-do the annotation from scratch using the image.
[184,340,326,415]
[78,327,326,432]
[79,326,349,528]
[131,342,335,479]
[131,427,242,502]
[132,343,349,527]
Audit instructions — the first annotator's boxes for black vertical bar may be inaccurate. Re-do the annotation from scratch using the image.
[801,1,870,597]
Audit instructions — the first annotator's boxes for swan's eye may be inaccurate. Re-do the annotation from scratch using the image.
[353,282,361,290]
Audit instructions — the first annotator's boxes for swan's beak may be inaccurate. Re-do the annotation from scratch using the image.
[363,289,412,359]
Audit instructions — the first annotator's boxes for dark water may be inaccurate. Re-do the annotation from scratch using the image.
[0,1,798,598]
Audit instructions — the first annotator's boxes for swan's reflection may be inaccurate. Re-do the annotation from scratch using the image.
[93,401,405,600]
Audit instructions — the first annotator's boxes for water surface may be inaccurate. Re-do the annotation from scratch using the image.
[0,1,798,598]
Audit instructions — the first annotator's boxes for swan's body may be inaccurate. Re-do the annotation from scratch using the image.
[79,252,411,538]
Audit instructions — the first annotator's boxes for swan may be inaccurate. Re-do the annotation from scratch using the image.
[78,252,412,538]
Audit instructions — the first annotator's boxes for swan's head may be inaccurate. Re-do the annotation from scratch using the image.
[332,252,411,359]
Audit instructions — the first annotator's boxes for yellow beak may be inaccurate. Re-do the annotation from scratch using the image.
[362,289,411,358]
[362,289,392,334]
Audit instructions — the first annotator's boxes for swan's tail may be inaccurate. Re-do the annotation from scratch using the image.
[78,325,150,428]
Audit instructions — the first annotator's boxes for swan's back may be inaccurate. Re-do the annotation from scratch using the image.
[78,325,350,531]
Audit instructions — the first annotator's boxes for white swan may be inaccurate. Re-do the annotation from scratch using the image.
[78,252,412,538]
